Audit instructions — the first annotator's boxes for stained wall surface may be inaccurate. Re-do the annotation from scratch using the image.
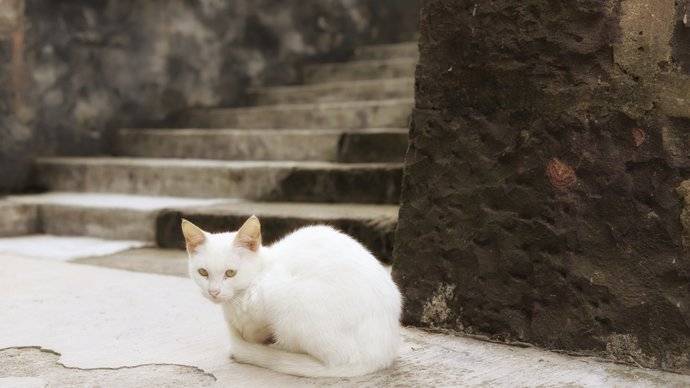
[0,0,418,192]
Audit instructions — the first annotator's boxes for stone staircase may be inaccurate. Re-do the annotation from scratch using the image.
[0,41,417,263]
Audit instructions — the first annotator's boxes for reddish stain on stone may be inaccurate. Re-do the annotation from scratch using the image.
[546,158,577,191]
[632,127,646,147]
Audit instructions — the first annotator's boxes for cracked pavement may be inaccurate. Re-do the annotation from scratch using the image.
[2,251,690,387]
[0,347,215,387]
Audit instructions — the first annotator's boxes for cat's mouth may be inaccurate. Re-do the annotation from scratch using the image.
[201,291,224,304]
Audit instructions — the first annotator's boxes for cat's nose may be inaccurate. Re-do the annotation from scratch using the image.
[209,289,220,297]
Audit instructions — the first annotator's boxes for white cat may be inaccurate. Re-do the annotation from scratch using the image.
[181,216,402,377]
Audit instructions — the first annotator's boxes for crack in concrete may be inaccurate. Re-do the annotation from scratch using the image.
[0,345,217,382]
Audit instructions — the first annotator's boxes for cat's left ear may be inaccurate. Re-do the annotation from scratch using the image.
[234,215,262,252]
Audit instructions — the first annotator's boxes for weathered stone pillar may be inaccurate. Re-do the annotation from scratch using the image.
[394,0,690,373]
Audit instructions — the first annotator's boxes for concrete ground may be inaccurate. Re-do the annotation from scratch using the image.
[2,249,690,387]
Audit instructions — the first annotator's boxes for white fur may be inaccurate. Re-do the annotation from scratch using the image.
[187,224,402,377]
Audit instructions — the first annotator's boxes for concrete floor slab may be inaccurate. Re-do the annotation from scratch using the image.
[0,348,215,387]
[0,376,49,388]
[1,254,689,387]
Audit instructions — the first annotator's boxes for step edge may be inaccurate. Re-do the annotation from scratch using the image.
[251,77,414,94]
[34,157,404,170]
[117,128,409,136]
[9,192,399,219]
[183,97,414,114]
[304,56,418,70]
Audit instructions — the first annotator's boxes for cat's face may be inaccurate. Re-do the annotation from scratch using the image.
[182,217,263,303]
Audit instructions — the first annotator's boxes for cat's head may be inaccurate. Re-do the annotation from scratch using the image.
[181,216,263,303]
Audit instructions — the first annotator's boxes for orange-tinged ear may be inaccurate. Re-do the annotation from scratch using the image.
[234,215,261,252]
[181,219,206,254]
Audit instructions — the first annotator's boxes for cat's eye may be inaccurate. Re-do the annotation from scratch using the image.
[198,268,208,277]
[225,269,237,278]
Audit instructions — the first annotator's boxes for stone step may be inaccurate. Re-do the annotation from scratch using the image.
[0,234,148,261]
[353,42,419,60]
[0,200,38,237]
[34,157,402,204]
[5,192,399,262]
[6,192,230,241]
[115,128,408,163]
[303,58,416,84]
[177,98,412,129]
[252,78,414,105]
[156,201,399,263]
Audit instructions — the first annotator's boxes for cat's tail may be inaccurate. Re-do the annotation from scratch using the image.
[230,338,378,378]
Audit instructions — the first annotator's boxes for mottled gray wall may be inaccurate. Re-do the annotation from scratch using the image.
[0,0,29,191]
[0,0,418,193]
[394,0,690,374]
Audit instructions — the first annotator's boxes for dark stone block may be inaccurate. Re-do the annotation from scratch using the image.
[338,131,409,163]
[265,167,403,204]
[393,0,690,373]
[156,208,397,264]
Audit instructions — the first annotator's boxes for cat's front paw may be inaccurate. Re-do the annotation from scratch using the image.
[229,348,249,364]
[228,341,246,362]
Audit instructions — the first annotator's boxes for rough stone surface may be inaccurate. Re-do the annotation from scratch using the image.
[394,0,690,374]
[116,128,409,163]
[0,0,418,193]
[33,157,402,204]
[0,200,37,237]
[0,0,22,35]
[156,202,399,263]
[3,253,690,387]
[679,180,690,249]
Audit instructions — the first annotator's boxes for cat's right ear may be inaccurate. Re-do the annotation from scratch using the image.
[234,215,262,252]
[181,219,206,254]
